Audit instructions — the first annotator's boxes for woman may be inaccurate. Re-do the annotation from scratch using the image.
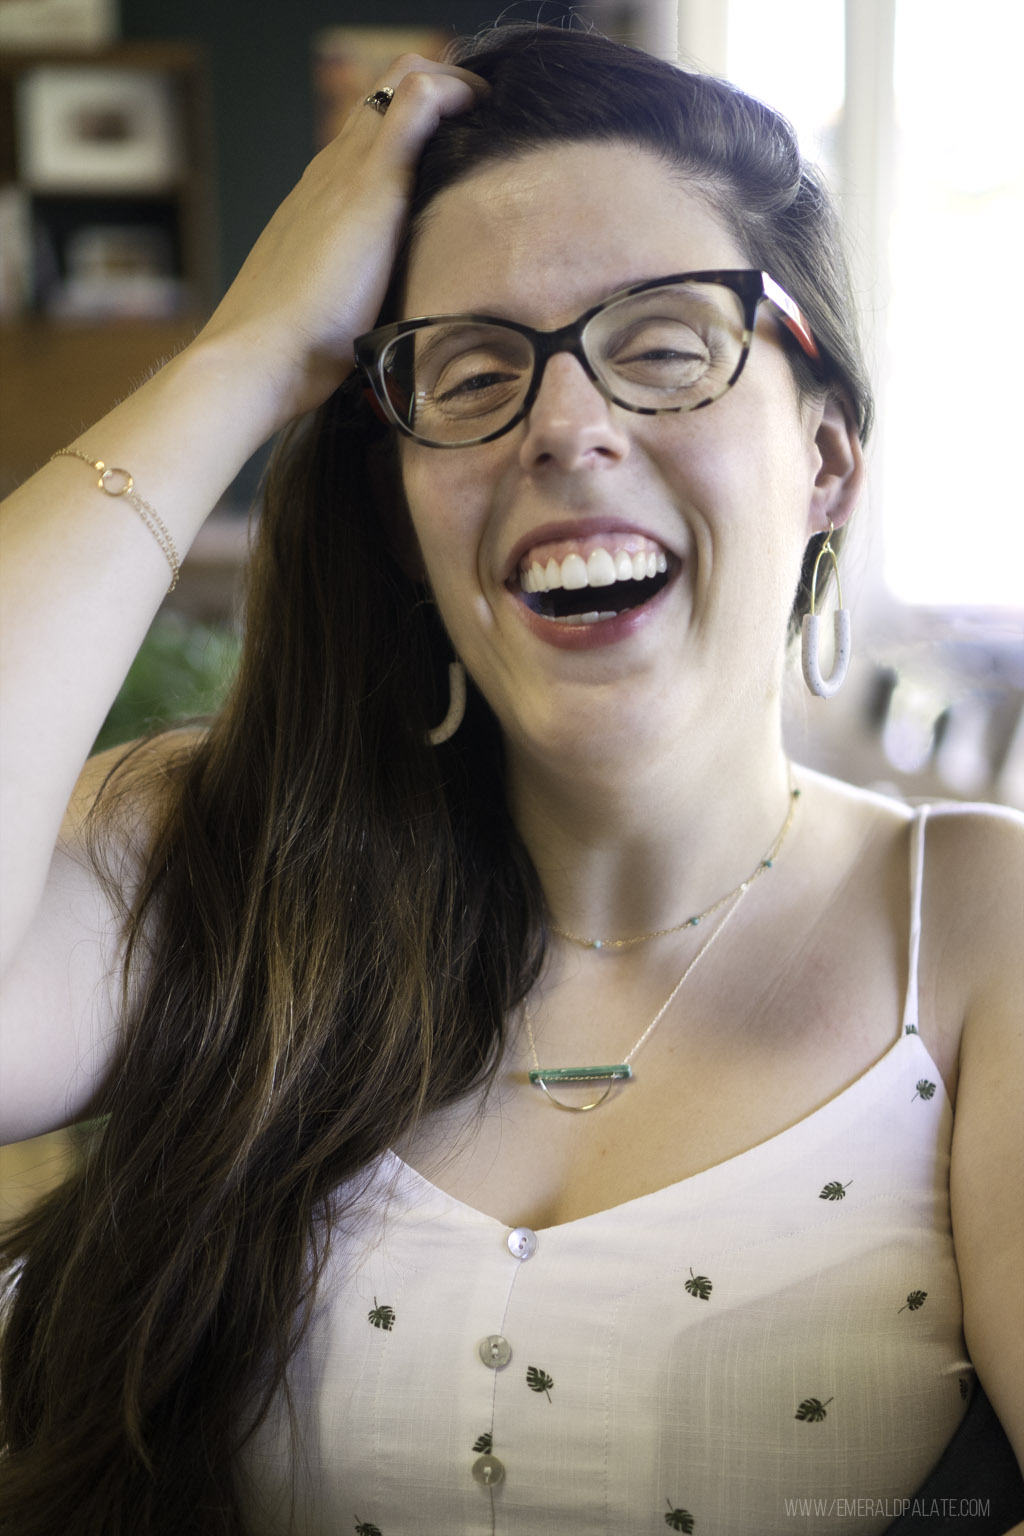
[0,23,1021,1536]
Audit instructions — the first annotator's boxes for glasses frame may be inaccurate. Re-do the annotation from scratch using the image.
[354,269,821,449]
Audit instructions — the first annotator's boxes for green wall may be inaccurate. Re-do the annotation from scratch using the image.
[121,0,581,294]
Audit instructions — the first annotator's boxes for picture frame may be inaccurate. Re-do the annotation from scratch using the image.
[0,0,116,51]
[48,222,187,319]
[16,65,183,191]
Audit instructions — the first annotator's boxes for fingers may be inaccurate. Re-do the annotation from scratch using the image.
[194,56,488,430]
[342,55,489,167]
[374,52,490,99]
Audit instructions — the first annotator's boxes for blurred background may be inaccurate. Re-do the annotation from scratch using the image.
[1,0,1022,1207]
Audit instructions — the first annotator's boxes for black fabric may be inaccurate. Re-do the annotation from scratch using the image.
[881,1386,1024,1533]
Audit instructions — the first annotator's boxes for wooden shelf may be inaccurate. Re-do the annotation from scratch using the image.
[0,41,215,493]
[0,315,199,492]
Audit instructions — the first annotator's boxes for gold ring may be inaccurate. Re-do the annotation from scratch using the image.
[364,88,395,116]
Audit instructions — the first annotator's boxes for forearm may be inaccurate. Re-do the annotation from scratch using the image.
[0,331,283,972]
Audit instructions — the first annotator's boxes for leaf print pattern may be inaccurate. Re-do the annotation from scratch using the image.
[472,1433,493,1454]
[959,1378,969,1401]
[899,1290,928,1312]
[912,1079,936,1101]
[367,1298,395,1331]
[819,1181,852,1201]
[354,1521,382,1536]
[795,1396,833,1422]
[684,1268,713,1300]
[664,1501,695,1532]
[527,1366,554,1401]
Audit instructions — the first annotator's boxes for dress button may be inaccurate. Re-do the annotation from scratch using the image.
[478,1334,512,1368]
[472,1453,506,1486]
[507,1226,538,1260]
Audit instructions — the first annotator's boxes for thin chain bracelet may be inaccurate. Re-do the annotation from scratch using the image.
[50,447,181,591]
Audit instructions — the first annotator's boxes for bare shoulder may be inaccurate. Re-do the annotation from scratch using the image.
[943,802,1024,1464]
[797,764,1022,898]
[794,763,912,820]
[792,764,914,852]
[794,770,1020,1069]
[0,727,206,1143]
[910,800,1022,1111]
[918,796,1023,877]
[917,800,1023,1010]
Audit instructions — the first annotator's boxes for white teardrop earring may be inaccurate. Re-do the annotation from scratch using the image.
[427,661,467,745]
[801,520,851,699]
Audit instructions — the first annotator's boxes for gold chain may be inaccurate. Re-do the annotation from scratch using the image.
[550,774,800,951]
[51,447,181,591]
[527,776,801,1111]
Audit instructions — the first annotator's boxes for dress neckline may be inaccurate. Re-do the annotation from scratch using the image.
[386,1028,948,1236]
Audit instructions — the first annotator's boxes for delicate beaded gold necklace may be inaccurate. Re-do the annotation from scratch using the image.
[527,776,801,1111]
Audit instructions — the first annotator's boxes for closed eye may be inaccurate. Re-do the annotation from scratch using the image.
[435,369,519,402]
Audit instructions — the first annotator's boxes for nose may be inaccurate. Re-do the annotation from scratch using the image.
[517,352,631,473]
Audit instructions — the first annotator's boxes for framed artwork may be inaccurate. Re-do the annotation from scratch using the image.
[16,66,183,191]
[48,223,186,319]
[0,0,116,50]
[313,27,449,149]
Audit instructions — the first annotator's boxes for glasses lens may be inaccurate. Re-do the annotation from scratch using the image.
[379,322,535,445]
[584,280,748,412]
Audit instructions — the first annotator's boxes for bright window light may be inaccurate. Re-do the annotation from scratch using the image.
[883,0,1024,607]
[724,0,845,177]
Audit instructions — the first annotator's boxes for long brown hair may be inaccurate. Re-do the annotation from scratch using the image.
[0,24,871,1534]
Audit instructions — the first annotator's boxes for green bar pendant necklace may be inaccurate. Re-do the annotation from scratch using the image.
[526,779,800,1111]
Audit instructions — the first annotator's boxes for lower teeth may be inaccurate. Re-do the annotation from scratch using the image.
[525,570,668,624]
[557,610,618,626]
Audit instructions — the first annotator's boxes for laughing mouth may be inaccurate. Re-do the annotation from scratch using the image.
[515,541,673,625]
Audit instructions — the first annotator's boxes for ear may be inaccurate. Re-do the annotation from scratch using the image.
[806,389,865,537]
[366,437,427,581]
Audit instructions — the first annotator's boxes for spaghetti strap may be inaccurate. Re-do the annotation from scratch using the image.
[901,807,930,1038]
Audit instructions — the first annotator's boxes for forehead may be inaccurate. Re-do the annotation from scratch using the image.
[403,141,748,323]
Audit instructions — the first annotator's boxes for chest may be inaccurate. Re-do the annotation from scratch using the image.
[403,904,931,1230]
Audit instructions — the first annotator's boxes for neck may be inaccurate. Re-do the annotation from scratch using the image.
[505,718,793,947]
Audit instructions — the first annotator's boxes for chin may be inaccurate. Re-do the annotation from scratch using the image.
[502,677,682,775]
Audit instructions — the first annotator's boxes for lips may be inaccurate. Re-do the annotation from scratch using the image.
[510,531,675,626]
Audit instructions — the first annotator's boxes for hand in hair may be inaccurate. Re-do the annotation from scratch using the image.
[198,56,489,434]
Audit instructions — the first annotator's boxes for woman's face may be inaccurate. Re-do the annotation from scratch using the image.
[398,142,854,772]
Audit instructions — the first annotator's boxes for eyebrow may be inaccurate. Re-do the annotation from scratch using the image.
[401,272,654,330]
[401,272,743,333]
[412,320,521,370]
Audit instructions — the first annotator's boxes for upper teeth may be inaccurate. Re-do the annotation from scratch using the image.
[521,546,667,594]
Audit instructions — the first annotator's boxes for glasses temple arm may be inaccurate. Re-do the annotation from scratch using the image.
[761,272,821,362]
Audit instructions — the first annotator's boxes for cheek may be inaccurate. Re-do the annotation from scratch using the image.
[369,446,426,582]
[399,451,448,572]
[680,384,817,518]
[655,410,816,612]
[399,452,492,619]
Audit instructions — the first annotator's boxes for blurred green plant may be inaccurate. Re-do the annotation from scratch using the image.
[94,612,241,753]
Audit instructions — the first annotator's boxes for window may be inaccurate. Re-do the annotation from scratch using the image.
[678,0,1023,615]
[884,0,1022,606]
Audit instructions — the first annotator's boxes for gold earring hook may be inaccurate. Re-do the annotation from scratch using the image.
[808,517,843,616]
